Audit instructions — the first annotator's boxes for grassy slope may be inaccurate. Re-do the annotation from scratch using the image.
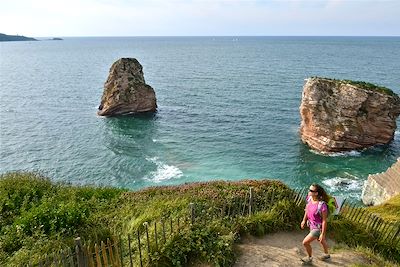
[1,172,399,266]
[367,194,400,222]
[0,172,301,266]
[0,172,124,264]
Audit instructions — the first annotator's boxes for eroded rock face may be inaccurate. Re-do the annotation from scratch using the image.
[299,77,400,152]
[362,158,400,206]
[98,58,157,116]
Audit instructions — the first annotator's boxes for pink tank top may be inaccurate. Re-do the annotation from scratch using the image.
[306,200,327,230]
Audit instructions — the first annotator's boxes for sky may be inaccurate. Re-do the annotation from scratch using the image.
[1,0,399,37]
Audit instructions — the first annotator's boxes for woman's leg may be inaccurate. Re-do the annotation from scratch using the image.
[302,233,318,257]
[319,238,329,254]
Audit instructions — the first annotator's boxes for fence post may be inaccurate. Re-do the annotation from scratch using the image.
[95,243,101,267]
[75,237,85,267]
[369,215,380,232]
[382,222,395,243]
[346,204,356,220]
[356,209,366,223]
[137,229,143,267]
[154,222,158,251]
[144,222,151,261]
[86,244,94,267]
[249,187,254,216]
[293,189,300,205]
[364,213,375,229]
[161,219,166,243]
[299,188,307,205]
[390,224,400,245]
[107,238,114,265]
[190,203,195,224]
[101,241,108,266]
[128,234,133,267]
[241,193,248,216]
[338,199,347,215]
[119,235,124,267]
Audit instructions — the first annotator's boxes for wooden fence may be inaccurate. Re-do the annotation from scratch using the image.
[30,237,122,267]
[339,202,400,247]
[27,187,400,266]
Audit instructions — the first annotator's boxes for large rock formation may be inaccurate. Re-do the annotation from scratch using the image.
[98,58,157,116]
[362,158,400,206]
[300,77,400,152]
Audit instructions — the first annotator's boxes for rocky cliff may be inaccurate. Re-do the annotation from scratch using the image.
[98,58,157,116]
[299,77,400,153]
[362,159,400,206]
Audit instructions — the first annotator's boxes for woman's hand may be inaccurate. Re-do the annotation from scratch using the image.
[318,233,326,242]
[301,220,306,229]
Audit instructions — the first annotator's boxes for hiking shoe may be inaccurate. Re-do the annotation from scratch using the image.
[318,254,331,261]
[300,256,313,265]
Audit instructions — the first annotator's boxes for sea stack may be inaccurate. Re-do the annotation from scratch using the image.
[98,58,157,116]
[299,77,400,153]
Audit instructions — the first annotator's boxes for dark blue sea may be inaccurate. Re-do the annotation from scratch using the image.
[1,36,399,200]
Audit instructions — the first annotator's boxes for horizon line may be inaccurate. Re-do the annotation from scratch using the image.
[34,35,400,38]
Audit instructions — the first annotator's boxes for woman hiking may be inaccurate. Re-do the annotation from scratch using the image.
[300,183,331,264]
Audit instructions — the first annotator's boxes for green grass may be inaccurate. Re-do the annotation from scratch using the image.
[330,195,400,263]
[1,172,399,266]
[367,194,400,222]
[0,172,299,266]
[0,172,125,265]
[310,77,397,97]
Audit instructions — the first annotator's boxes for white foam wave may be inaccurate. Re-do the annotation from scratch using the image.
[322,177,363,191]
[145,157,183,183]
[310,149,361,157]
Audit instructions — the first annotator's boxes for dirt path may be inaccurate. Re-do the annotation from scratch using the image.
[234,230,370,267]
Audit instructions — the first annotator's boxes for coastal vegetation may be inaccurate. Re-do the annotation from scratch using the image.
[0,172,399,266]
[366,194,400,222]
[310,77,397,96]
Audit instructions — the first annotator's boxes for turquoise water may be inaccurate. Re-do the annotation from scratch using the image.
[1,37,399,200]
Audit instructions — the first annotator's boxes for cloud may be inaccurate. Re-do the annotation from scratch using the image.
[0,0,399,36]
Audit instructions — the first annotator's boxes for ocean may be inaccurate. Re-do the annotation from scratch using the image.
[1,36,399,201]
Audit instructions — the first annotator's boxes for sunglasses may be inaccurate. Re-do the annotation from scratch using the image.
[309,189,318,193]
